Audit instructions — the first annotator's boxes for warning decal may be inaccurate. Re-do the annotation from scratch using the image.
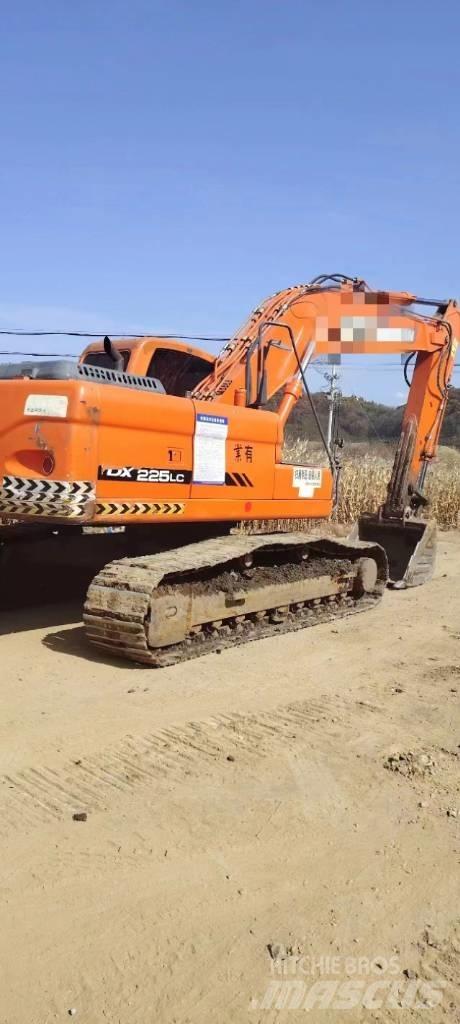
[193,414,228,485]
[292,466,323,498]
[0,475,94,518]
[96,501,185,517]
[24,394,68,418]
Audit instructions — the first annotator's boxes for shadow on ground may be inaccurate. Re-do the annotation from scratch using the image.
[42,625,142,669]
[0,533,114,633]
[0,603,83,636]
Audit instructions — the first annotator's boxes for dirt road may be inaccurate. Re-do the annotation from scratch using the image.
[0,532,459,1022]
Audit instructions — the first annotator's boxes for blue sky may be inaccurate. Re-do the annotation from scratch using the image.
[1,0,460,404]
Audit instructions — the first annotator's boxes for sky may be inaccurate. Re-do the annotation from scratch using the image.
[1,0,460,405]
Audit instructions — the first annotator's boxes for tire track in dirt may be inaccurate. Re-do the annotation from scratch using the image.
[0,694,380,834]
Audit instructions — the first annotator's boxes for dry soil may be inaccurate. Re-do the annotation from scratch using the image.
[0,532,459,1022]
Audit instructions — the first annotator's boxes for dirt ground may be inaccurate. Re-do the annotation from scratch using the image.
[0,532,459,1023]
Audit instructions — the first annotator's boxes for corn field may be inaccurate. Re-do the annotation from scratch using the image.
[242,441,460,534]
[335,455,460,528]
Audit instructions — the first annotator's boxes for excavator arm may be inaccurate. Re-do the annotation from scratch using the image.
[193,275,458,584]
[356,313,458,586]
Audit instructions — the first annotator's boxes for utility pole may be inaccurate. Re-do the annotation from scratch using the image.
[326,363,341,449]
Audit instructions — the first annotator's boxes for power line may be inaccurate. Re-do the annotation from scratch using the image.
[0,330,230,341]
[0,348,458,373]
[325,364,460,372]
[0,359,457,375]
[0,350,80,358]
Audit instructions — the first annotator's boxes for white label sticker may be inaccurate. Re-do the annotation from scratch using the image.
[193,414,228,485]
[292,466,323,498]
[24,394,68,418]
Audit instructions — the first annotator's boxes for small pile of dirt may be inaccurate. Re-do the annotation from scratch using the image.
[384,751,437,778]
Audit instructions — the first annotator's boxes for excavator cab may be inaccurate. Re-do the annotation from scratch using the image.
[80,336,216,398]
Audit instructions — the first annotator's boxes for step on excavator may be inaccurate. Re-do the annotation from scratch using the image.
[0,275,456,665]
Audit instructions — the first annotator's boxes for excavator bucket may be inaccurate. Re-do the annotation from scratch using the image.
[352,514,437,588]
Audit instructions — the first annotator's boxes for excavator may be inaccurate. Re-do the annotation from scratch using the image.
[0,274,456,666]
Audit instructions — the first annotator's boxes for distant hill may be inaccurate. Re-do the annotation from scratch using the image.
[285,386,460,446]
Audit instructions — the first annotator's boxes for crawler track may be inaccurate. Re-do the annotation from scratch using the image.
[84,532,388,667]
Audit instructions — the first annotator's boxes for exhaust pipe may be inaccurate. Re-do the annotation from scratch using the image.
[353,514,437,588]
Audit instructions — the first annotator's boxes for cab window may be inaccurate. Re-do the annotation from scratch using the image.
[83,350,130,370]
[146,348,212,397]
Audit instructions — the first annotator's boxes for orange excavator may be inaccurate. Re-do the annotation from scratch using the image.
[0,274,456,665]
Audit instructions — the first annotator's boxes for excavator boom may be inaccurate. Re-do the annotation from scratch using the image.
[192,274,458,586]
